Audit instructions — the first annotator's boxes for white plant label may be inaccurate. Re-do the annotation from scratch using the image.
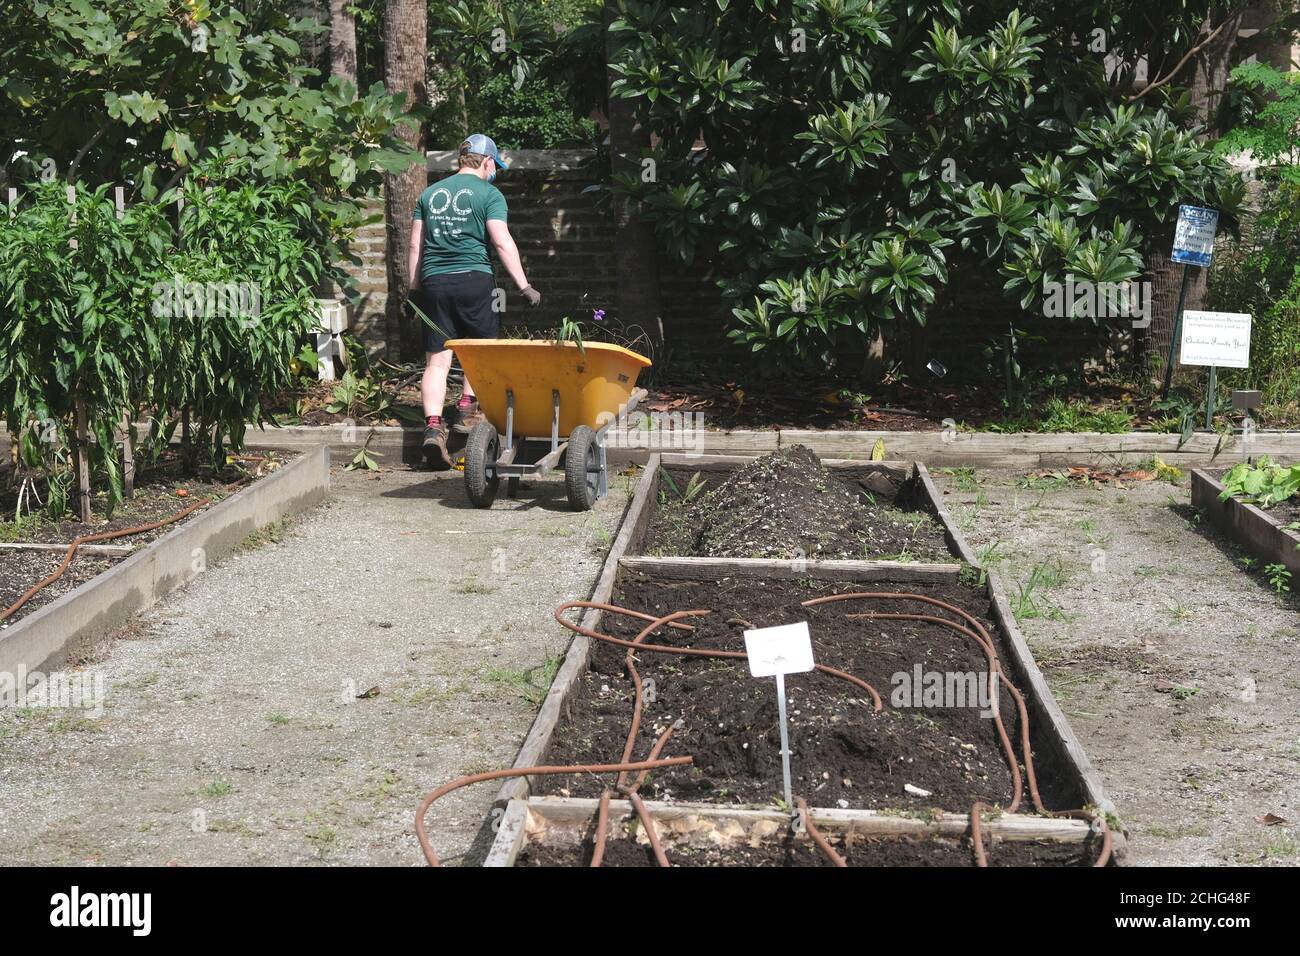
[744,622,815,678]
[744,622,815,815]
[1179,311,1252,369]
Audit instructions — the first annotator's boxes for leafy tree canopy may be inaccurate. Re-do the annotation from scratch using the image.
[606,0,1251,367]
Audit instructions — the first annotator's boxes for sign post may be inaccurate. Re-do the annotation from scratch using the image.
[743,622,815,815]
[1178,310,1251,429]
[1162,204,1219,400]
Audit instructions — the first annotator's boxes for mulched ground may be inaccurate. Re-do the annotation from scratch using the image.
[642,445,949,560]
[517,831,1094,867]
[534,573,1086,815]
[0,451,294,626]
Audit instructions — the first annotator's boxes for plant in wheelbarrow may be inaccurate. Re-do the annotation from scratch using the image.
[449,309,653,512]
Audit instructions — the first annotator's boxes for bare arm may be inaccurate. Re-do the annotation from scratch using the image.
[407,219,423,291]
[486,219,531,291]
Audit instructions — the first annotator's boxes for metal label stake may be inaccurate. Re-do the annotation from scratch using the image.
[743,622,816,817]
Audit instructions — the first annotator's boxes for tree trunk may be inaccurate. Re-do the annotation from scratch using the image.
[329,0,358,85]
[604,0,663,351]
[1140,9,1242,377]
[382,0,428,362]
[1186,7,1243,138]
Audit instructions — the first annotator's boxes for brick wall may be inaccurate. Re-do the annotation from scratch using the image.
[339,200,389,353]
[343,149,734,360]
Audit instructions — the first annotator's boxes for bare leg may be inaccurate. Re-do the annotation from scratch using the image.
[422,350,452,418]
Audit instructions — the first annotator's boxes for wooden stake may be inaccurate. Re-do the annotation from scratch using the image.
[66,184,78,250]
[6,187,15,220]
[122,414,135,498]
[114,186,134,497]
[74,397,92,523]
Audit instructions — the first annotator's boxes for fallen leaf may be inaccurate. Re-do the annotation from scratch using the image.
[1255,813,1288,826]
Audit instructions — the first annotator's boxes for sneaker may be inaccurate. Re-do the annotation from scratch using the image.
[423,421,451,466]
[453,400,486,434]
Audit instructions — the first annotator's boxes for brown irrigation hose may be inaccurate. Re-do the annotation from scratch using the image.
[613,609,705,789]
[969,802,991,867]
[1,495,213,623]
[803,592,1112,867]
[555,601,882,865]
[554,601,885,711]
[797,797,846,867]
[590,791,613,868]
[414,756,693,866]
[595,722,679,867]
[622,788,671,867]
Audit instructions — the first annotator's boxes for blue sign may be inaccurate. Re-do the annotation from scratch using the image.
[1171,204,1218,267]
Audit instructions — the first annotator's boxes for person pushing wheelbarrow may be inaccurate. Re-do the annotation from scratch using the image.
[407,133,541,466]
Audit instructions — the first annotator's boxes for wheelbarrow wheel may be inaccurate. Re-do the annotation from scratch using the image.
[464,421,501,508]
[564,425,600,511]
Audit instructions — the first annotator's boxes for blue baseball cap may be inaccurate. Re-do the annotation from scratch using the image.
[462,133,508,171]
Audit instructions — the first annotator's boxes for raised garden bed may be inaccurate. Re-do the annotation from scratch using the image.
[0,445,329,675]
[471,449,1122,867]
[537,571,1032,810]
[1191,467,1300,577]
[1,452,299,627]
[489,796,1102,867]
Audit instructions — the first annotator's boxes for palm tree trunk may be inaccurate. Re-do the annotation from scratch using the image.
[1141,9,1242,379]
[382,0,428,362]
[329,0,358,85]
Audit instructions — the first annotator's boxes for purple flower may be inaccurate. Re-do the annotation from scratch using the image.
[592,309,606,322]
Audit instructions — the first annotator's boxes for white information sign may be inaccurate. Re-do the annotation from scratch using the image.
[1179,311,1251,369]
[744,622,815,678]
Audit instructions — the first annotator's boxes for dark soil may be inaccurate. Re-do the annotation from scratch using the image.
[0,450,294,625]
[537,574,1079,815]
[642,446,949,560]
[1267,499,1300,527]
[517,831,1096,867]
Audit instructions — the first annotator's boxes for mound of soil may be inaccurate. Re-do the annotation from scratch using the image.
[536,574,1081,816]
[517,833,1095,868]
[645,446,947,560]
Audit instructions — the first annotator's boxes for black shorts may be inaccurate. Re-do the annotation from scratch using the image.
[417,270,499,353]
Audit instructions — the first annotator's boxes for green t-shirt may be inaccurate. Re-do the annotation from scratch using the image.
[412,172,508,278]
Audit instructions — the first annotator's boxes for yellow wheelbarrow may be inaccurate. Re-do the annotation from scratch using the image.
[446,339,651,511]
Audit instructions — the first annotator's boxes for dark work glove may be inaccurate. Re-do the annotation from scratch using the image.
[521,286,542,307]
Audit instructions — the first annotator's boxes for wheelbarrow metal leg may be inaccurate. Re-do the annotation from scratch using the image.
[551,389,560,454]
[504,388,515,456]
[598,438,608,500]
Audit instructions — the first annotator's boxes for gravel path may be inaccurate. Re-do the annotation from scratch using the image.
[0,464,631,866]
[934,469,1300,866]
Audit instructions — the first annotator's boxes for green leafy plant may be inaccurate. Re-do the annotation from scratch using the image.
[324,370,393,422]
[1217,62,1300,184]
[1265,563,1292,595]
[605,3,1243,370]
[0,181,171,515]
[1206,179,1300,411]
[1218,458,1300,509]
